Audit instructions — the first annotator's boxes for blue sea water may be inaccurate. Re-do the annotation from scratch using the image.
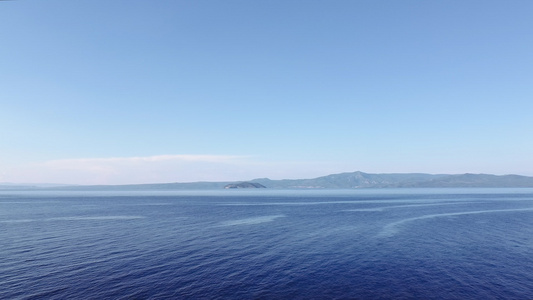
[1,188,533,299]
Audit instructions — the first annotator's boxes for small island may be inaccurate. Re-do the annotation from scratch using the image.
[224,182,266,189]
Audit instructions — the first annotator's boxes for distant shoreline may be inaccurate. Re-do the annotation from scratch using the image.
[3,171,533,190]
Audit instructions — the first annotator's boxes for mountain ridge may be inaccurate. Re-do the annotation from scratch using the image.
[3,171,533,190]
[252,172,533,189]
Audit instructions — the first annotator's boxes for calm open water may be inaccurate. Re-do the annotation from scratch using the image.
[1,189,533,299]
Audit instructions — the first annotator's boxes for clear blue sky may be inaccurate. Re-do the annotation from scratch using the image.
[1,0,532,184]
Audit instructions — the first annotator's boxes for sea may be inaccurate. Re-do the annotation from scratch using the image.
[1,188,533,299]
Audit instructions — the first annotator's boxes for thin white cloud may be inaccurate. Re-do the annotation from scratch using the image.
[42,154,246,168]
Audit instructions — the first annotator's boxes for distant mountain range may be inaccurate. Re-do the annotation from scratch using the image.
[252,172,533,189]
[3,171,533,190]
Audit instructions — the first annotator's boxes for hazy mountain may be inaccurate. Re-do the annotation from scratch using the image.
[252,172,533,188]
[252,172,447,189]
[398,173,533,188]
[4,172,533,191]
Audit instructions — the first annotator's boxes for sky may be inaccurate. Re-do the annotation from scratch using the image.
[1,0,532,185]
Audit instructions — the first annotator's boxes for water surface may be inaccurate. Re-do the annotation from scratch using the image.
[1,189,532,299]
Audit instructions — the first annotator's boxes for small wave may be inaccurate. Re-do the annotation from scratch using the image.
[219,200,471,206]
[345,208,384,212]
[219,201,362,206]
[218,215,285,227]
[1,216,145,223]
[0,219,36,223]
[379,207,533,238]
[0,201,61,204]
[345,202,477,212]
[122,203,173,206]
[47,216,146,221]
